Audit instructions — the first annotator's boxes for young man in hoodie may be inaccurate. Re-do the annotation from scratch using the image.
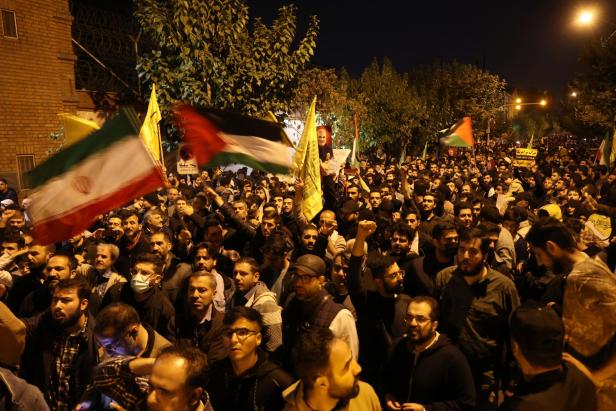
[207,307,293,411]
[383,296,475,411]
[231,257,282,353]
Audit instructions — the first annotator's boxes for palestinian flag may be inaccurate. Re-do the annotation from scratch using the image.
[27,109,165,245]
[175,106,293,174]
[596,132,611,166]
[440,117,474,147]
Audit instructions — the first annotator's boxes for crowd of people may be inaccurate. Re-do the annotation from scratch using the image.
[0,131,614,411]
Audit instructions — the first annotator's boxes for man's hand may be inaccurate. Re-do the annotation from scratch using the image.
[203,186,223,206]
[357,220,377,238]
[294,178,304,193]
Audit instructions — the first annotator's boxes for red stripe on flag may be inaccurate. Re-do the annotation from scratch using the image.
[175,105,227,165]
[32,168,165,245]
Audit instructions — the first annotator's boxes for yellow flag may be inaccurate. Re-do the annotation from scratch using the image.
[140,84,162,162]
[293,97,322,221]
[58,114,100,146]
[610,128,616,166]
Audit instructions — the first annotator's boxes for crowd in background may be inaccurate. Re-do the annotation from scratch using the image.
[0,132,614,411]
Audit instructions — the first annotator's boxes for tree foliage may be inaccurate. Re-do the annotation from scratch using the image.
[410,61,507,139]
[135,0,319,128]
[356,58,427,149]
[570,37,616,130]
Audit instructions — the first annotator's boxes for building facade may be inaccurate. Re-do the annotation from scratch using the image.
[0,0,77,193]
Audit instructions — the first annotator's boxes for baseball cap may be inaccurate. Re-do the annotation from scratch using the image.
[292,254,326,277]
[510,301,564,365]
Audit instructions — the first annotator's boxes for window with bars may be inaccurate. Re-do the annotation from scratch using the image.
[1,9,17,39]
[16,155,35,189]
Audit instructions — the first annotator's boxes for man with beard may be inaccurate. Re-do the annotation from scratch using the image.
[207,307,293,411]
[176,271,227,364]
[383,296,475,411]
[293,224,327,260]
[404,222,458,297]
[230,257,282,353]
[283,328,381,410]
[6,242,53,313]
[526,218,616,410]
[435,228,520,411]
[149,231,192,304]
[117,209,150,276]
[349,221,411,386]
[19,251,77,317]
[0,278,98,410]
[282,254,358,369]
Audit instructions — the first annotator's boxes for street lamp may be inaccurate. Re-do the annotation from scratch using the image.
[574,7,616,42]
[576,9,595,26]
[540,99,547,106]
[515,105,522,110]
[515,98,522,104]
[570,91,577,98]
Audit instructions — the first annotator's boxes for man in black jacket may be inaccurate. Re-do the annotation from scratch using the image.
[383,296,475,411]
[350,220,411,386]
[176,271,227,364]
[0,278,98,410]
[207,307,293,411]
[499,302,596,411]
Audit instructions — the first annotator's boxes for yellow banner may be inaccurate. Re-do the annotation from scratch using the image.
[513,148,538,168]
[140,84,162,162]
[294,97,322,221]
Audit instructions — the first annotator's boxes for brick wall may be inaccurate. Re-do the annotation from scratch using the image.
[0,0,76,192]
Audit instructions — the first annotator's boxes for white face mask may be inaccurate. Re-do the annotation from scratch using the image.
[130,274,153,294]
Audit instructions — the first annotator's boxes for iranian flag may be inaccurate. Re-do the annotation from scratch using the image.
[440,117,475,147]
[175,106,293,174]
[28,109,165,245]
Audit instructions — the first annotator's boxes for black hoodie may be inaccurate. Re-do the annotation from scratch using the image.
[206,349,293,411]
[383,333,476,411]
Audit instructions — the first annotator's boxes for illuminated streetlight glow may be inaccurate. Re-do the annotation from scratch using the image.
[540,99,547,106]
[571,91,577,97]
[515,105,521,110]
[577,9,595,26]
[515,98,522,104]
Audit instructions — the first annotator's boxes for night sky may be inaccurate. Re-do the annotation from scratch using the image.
[249,0,616,95]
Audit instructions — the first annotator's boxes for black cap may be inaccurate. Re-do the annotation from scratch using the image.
[510,301,564,365]
[292,254,326,277]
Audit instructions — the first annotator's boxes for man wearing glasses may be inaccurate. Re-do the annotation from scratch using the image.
[207,307,293,411]
[282,254,358,369]
[383,296,475,411]
[349,221,411,386]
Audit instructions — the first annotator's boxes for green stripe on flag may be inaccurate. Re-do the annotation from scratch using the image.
[28,109,141,188]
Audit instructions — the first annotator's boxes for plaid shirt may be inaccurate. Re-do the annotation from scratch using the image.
[94,357,214,411]
[93,356,148,410]
[49,316,89,411]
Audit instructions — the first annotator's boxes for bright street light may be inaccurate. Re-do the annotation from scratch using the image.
[540,99,547,106]
[515,98,522,104]
[515,105,522,110]
[570,91,577,97]
[576,9,595,26]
